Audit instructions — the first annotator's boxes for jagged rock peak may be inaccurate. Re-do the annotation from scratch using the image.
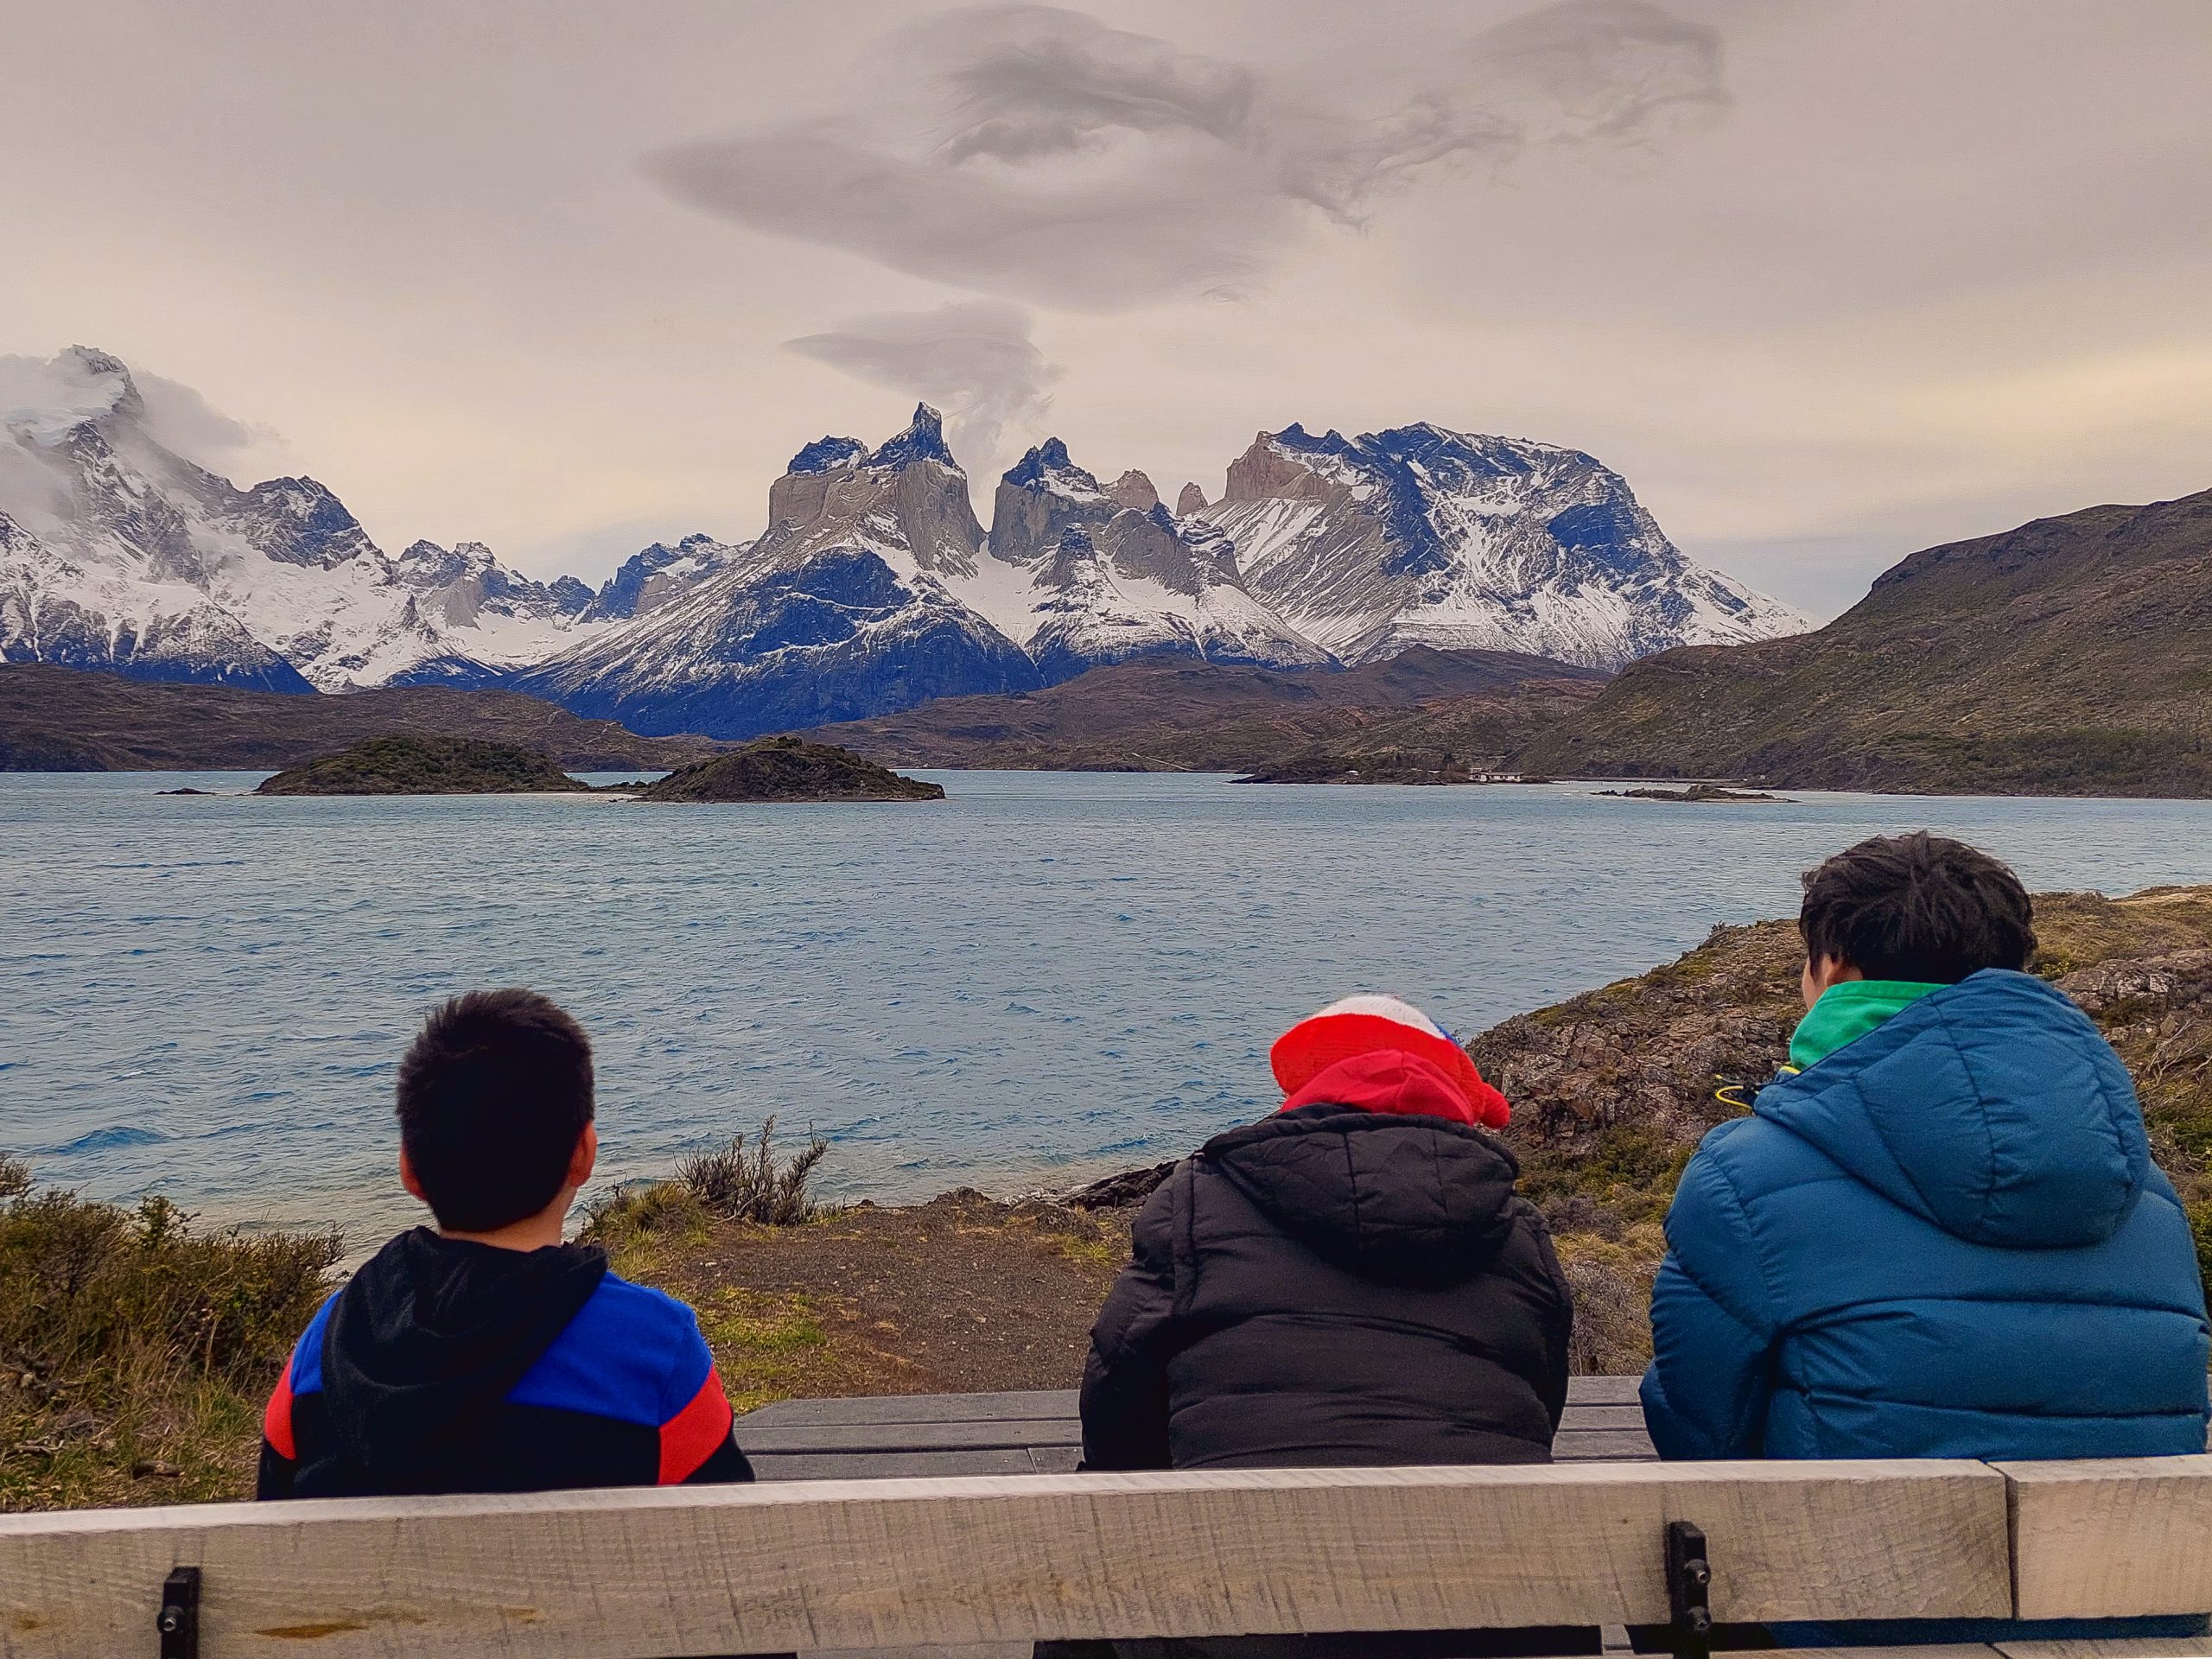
[868,403,957,471]
[788,435,867,474]
[1105,470,1159,512]
[1001,437,1103,495]
[1177,482,1209,515]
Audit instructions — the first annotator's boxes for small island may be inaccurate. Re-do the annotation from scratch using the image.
[1232,748,1534,785]
[255,734,587,796]
[1597,783,1788,804]
[635,735,944,803]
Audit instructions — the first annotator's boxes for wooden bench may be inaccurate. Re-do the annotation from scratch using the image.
[6,1438,2211,1659]
[731,1376,1656,1481]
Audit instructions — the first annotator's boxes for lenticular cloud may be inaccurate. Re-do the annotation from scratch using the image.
[785,302,1061,470]
[645,0,1728,311]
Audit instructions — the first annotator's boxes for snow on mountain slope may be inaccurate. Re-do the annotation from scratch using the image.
[0,346,1803,731]
[952,440,1328,682]
[0,346,615,690]
[505,407,1039,737]
[1198,423,1807,670]
[583,532,749,621]
[0,509,314,691]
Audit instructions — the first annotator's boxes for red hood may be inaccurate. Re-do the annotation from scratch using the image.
[1281,1049,1510,1129]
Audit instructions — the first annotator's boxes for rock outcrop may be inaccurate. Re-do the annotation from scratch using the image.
[254,734,585,795]
[635,734,944,802]
[957,438,1328,681]
[507,407,1040,739]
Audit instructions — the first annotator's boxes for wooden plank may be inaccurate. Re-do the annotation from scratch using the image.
[750,1449,1044,1480]
[0,1459,2012,1658]
[1556,1405,1648,1432]
[741,1420,1084,1454]
[738,1380,1648,1429]
[1552,1430,1660,1462]
[1996,1643,2212,1659]
[740,1391,1079,1428]
[736,1395,1646,1462]
[2002,1455,2212,1619]
[1567,1376,1644,1406]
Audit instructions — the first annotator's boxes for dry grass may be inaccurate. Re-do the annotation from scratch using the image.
[584,1118,831,1254]
[0,1156,340,1511]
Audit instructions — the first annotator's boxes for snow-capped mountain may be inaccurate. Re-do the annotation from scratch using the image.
[0,346,616,690]
[0,346,1807,739]
[946,440,1328,682]
[505,407,1039,737]
[1198,423,1807,670]
[582,533,747,622]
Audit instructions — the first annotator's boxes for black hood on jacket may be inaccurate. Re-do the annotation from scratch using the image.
[1202,1103,1522,1287]
[320,1228,607,1486]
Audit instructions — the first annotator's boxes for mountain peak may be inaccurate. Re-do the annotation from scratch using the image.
[1106,469,1160,512]
[1002,438,1101,495]
[868,403,957,470]
[788,435,866,475]
[62,344,137,390]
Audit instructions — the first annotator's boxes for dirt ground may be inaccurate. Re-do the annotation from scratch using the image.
[604,1191,1134,1410]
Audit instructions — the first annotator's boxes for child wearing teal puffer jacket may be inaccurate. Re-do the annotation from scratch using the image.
[1643,834,2209,1643]
[1643,833,2208,1464]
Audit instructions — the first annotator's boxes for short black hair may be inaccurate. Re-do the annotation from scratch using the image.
[396,989,594,1232]
[1799,832,2037,984]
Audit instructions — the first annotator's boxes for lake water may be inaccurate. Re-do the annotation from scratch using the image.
[6,769,2212,1249]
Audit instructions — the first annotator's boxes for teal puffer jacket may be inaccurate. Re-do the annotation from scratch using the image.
[1642,969,2209,1461]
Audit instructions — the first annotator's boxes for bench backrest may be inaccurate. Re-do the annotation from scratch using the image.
[1,1455,2202,1657]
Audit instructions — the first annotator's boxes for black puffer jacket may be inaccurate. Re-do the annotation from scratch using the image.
[1081,1052,1573,1471]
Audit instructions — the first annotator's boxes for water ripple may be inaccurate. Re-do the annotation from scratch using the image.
[3,768,2211,1246]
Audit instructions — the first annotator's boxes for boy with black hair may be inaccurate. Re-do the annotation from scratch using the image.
[1643,832,2209,1465]
[258,988,753,1498]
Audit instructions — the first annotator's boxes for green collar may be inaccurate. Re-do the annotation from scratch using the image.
[1789,979,1948,1070]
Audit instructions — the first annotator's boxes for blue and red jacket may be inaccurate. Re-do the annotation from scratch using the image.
[258,1229,750,1498]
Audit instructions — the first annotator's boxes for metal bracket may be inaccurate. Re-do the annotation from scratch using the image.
[156,1567,200,1659]
[1665,1521,1713,1659]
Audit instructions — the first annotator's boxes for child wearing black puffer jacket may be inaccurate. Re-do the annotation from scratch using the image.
[1080,994,1573,1475]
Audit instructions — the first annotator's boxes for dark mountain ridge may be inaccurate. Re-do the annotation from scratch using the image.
[794,646,1608,773]
[0,664,719,772]
[1514,486,2212,797]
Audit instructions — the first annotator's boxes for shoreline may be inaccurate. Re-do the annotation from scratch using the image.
[11,762,2212,802]
[11,880,2205,1511]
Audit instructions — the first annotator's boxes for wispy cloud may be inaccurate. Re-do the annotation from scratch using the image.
[0,347,288,474]
[785,301,1060,467]
[645,0,1726,311]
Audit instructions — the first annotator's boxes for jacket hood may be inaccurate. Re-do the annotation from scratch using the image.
[1757,969,2152,1249]
[1205,1054,1522,1285]
[321,1228,607,1485]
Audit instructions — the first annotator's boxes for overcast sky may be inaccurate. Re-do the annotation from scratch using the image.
[3,0,2208,618]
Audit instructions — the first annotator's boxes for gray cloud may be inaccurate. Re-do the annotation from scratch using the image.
[785,301,1060,467]
[645,0,1727,311]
